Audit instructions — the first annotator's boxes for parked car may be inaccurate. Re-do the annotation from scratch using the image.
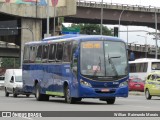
[144,72,160,100]
[128,77,144,92]
[4,69,30,97]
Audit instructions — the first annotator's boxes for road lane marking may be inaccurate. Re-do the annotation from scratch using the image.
[125,105,151,109]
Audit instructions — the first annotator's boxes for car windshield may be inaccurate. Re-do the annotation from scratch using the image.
[80,41,128,78]
[15,76,22,82]
[152,62,160,70]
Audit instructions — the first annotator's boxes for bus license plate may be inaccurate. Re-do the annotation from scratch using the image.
[101,88,109,92]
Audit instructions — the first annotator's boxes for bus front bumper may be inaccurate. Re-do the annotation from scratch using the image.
[78,86,128,98]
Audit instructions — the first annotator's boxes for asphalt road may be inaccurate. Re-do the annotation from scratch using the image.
[0,90,160,120]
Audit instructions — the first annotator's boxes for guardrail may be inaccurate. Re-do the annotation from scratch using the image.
[128,43,160,55]
[77,0,160,13]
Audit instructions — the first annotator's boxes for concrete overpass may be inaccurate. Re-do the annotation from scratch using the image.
[0,0,160,59]
[0,0,76,59]
[0,42,20,57]
[65,0,160,29]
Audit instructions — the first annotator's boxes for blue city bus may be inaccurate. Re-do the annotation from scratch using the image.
[22,34,129,104]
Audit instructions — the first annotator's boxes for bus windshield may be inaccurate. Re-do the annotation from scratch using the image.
[80,41,128,78]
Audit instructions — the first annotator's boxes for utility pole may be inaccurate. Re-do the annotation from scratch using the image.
[100,0,103,35]
[46,0,50,37]
[155,8,158,59]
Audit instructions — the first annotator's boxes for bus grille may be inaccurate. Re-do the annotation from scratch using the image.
[92,84,118,88]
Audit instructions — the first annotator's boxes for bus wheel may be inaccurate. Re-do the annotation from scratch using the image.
[5,88,9,97]
[13,89,17,97]
[106,97,116,104]
[35,83,43,101]
[145,89,152,100]
[75,98,82,102]
[65,85,75,104]
[43,95,49,101]
[26,94,30,97]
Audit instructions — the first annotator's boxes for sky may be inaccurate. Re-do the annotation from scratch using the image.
[64,0,160,46]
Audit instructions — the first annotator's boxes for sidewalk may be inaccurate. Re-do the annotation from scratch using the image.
[129,91,144,96]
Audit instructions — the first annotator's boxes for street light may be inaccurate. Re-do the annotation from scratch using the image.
[155,8,158,59]
[118,9,125,38]
[100,0,103,35]
[118,7,129,38]
[137,35,147,58]
[46,0,50,37]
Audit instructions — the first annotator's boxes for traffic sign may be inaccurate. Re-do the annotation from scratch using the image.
[51,0,58,7]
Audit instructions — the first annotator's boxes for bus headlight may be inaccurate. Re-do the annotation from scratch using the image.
[119,81,128,87]
[80,79,92,87]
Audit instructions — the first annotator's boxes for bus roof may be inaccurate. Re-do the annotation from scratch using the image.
[25,34,123,45]
[129,58,160,63]
[43,34,82,41]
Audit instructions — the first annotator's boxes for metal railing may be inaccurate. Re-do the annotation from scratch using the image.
[128,43,160,54]
[77,0,160,13]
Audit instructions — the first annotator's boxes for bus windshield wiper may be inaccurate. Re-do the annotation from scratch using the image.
[93,56,101,76]
[107,54,121,77]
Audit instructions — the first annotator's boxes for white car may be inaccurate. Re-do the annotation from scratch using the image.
[4,69,30,97]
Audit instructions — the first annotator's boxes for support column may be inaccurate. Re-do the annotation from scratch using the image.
[20,18,42,67]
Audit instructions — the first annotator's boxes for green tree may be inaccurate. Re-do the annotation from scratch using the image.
[1,58,20,68]
[71,24,113,36]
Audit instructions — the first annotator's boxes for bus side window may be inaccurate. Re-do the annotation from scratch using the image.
[56,43,63,62]
[71,41,78,76]
[63,42,72,62]
[143,63,148,72]
[129,63,136,73]
[23,46,30,63]
[29,46,36,63]
[48,44,56,62]
[35,45,42,63]
[42,45,49,63]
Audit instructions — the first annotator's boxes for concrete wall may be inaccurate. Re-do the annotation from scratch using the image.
[0,0,65,7]
[0,0,76,18]
[20,18,42,66]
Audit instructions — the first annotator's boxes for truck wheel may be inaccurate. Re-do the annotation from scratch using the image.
[13,89,17,97]
[5,88,9,97]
